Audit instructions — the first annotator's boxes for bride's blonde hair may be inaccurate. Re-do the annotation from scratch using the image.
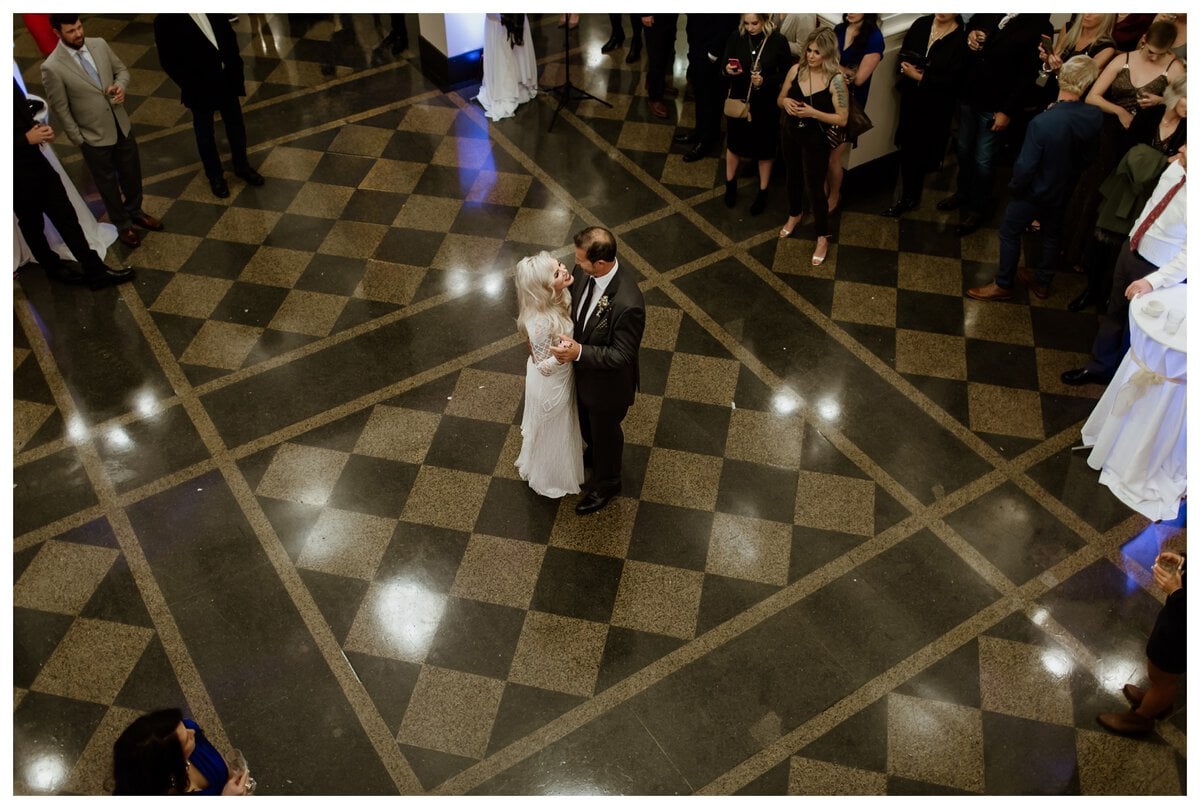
[515,251,572,339]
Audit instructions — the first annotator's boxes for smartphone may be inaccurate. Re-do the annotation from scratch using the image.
[727,57,742,71]
[1040,34,1053,53]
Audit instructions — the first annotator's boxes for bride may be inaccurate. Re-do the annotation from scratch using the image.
[514,252,584,498]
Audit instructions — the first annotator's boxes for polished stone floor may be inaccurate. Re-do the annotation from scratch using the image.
[12,13,1187,795]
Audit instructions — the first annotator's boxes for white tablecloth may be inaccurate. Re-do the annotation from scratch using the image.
[1081,284,1187,520]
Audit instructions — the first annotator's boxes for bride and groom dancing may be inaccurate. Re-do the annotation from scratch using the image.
[514,226,645,515]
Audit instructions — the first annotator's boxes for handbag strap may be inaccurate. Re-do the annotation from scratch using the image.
[728,34,768,103]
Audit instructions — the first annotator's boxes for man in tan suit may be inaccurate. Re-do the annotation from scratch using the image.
[41,14,162,248]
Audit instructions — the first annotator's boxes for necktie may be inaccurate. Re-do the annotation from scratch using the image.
[77,51,103,88]
[1130,175,1185,253]
[576,277,596,324]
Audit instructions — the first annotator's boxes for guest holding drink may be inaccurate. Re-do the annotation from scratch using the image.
[112,708,253,795]
[827,13,883,212]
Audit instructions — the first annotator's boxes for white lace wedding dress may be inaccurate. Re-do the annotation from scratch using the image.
[476,13,537,121]
[515,315,584,498]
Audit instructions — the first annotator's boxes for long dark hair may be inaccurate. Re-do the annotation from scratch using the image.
[841,14,880,54]
[112,708,189,795]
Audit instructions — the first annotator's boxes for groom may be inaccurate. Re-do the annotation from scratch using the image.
[550,226,645,515]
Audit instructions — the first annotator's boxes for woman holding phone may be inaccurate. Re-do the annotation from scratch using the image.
[721,13,791,215]
[1037,14,1116,107]
[777,27,848,266]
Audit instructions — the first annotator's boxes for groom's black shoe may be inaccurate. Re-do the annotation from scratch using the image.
[575,486,619,515]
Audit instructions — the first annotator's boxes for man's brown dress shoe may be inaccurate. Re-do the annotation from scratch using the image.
[1121,684,1173,719]
[647,100,669,118]
[1096,710,1154,736]
[966,282,1013,301]
[132,213,163,231]
[1017,268,1049,299]
[118,227,141,248]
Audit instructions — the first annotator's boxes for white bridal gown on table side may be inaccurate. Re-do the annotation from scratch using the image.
[477,13,537,121]
[515,315,584,498]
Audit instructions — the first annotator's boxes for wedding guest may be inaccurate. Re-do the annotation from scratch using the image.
[1111,13,1156,52]
[967,56,1103,302]
[1037,14,1117,106]
[938,13,1052,236]
[882,13,965,217]
[774,12,817,58]
[152,14,265,198]
[641,14,679,118]
[777,27,848,266]
[722,13,791,214]
[602,13,643,59]
[41,15,163,249]
[112,708,251,795]
[1097,552,1185,735]
[1059,20,1183,272]
[675,13,740,162]
[1062,143,1186,386]
[827,13,883,211]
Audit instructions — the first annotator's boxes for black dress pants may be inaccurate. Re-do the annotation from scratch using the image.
[190,95,250,180]
[14,155,106,273]
[1086,241,1159,376]
[79,125,144,231]
[782,124,832,236]
[644,14,678,101]
[577,398,629,495]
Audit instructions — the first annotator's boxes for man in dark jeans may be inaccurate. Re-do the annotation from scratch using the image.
[939,13,1050,235]
[675,14,740,162]
[641,14,678,119]
[967,55,1102,302]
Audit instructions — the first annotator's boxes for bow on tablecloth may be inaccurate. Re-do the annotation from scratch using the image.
[1112,349,1187,418]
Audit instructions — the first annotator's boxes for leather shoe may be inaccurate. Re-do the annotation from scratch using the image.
[234,166,265,186]
[209,176,230,198]
[83,265,135,291]
[131,213,163,231]
[881,198,917,217]
[682,143,710,162]
[117,227,141,248]
[674,129,700,144]
[1096,710,1154,736]
[43,260,84,284]
[1067,288,1099,312]
[575,487,618,515]
[600,36,624,53]
[625,46,642,64]
[647,100,669,119]
[966,282,1013,302]
[935,193,962,211]
[1061,367,1111,386]
[1017,267,1050,299]
[956,213,982,236]
[1122,683,1174,719]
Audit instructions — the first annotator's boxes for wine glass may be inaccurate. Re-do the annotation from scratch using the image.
[229,749,258,794]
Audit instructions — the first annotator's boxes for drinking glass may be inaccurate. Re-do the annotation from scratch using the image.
[229,749,258,794]
[1164,309,1184,335]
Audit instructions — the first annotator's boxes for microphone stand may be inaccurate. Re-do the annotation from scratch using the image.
[541,13,611,132]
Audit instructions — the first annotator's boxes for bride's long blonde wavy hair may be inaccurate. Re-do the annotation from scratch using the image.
[515,251,572,340]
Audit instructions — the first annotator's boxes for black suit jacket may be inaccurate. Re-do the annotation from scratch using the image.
[962,14,1052,115]
[153,14,246,109]
[571,265,644,411]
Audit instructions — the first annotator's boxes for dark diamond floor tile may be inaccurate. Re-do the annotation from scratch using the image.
[652,398,731,457]
[782,274,835,316]
[716,459,798,524]
[79,556,154,628]
[893,637,981,708]
[114,635,189,713]
[450,202,520,239]
[425,596,526,680]
[965,339,1040,390]
[1030,305,1103,354]
[231,176,305,211]
[326,454,419,519]
[788,526,869,583]
[799,696,888,773]
[346,651,421,734]
[595,625,686,694]
[161,199,227,237]
[840,321,896,366]
[413,164,481,199]
[474,477,562,544]
[13,607,75,690]
[13,449,99,537]
[638,347,673,396]
[982,712,1079,795]
[674,315,735,358]
[835,244,898,287]
[695,573,780,636]
[13,691,108,792]
[310,152,376,187]
[264,213,336,251]
[342,188,407,225]
[623,211,721,271]
[399,744,477,791]
[942,481,1087,585]
[628,501,714,571]
[210,281,290,328]
[530,546,624,623]
[334,298,402,332]
[295,253,368,296]
[903,374,970,427]
[382,129,441,163]
[373,227,445,266]
[487,682,587,755]
[374,521,469,595]
[736,758,790,795]
[898,218,961,259]
[896,288,965,336]
[424,415,508,474]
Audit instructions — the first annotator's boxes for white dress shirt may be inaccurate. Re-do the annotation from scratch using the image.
[1133,160,1187,290]
[575,260,619,362]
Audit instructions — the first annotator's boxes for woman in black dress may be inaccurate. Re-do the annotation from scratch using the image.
[882,13,965,217]
[777,27,848,266]
[722,13,792,215]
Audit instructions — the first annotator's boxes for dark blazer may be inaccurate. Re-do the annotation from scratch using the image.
[153,14,245,109]
[570,265,645,411]
[1009,99,1103,207]
[14,81,43,167]
[894,15,966,148]
[687,14,740,67]
[961,14,1052,115]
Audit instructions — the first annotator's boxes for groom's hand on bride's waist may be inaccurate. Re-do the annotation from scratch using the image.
[549,335,580,363]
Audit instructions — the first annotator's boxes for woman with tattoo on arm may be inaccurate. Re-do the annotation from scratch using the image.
[777,27,848,266]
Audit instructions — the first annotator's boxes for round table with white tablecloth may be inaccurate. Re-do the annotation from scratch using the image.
[1081,283,1187,520]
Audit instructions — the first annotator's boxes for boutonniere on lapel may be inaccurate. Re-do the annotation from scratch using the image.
[593,294,612,330]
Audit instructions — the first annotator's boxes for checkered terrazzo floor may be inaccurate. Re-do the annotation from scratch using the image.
[13,12,1186,796]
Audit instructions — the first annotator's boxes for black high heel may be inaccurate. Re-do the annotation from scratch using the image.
[1067,288,1094,312]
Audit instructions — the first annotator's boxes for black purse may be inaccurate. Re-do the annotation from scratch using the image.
[896,49,928,71]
